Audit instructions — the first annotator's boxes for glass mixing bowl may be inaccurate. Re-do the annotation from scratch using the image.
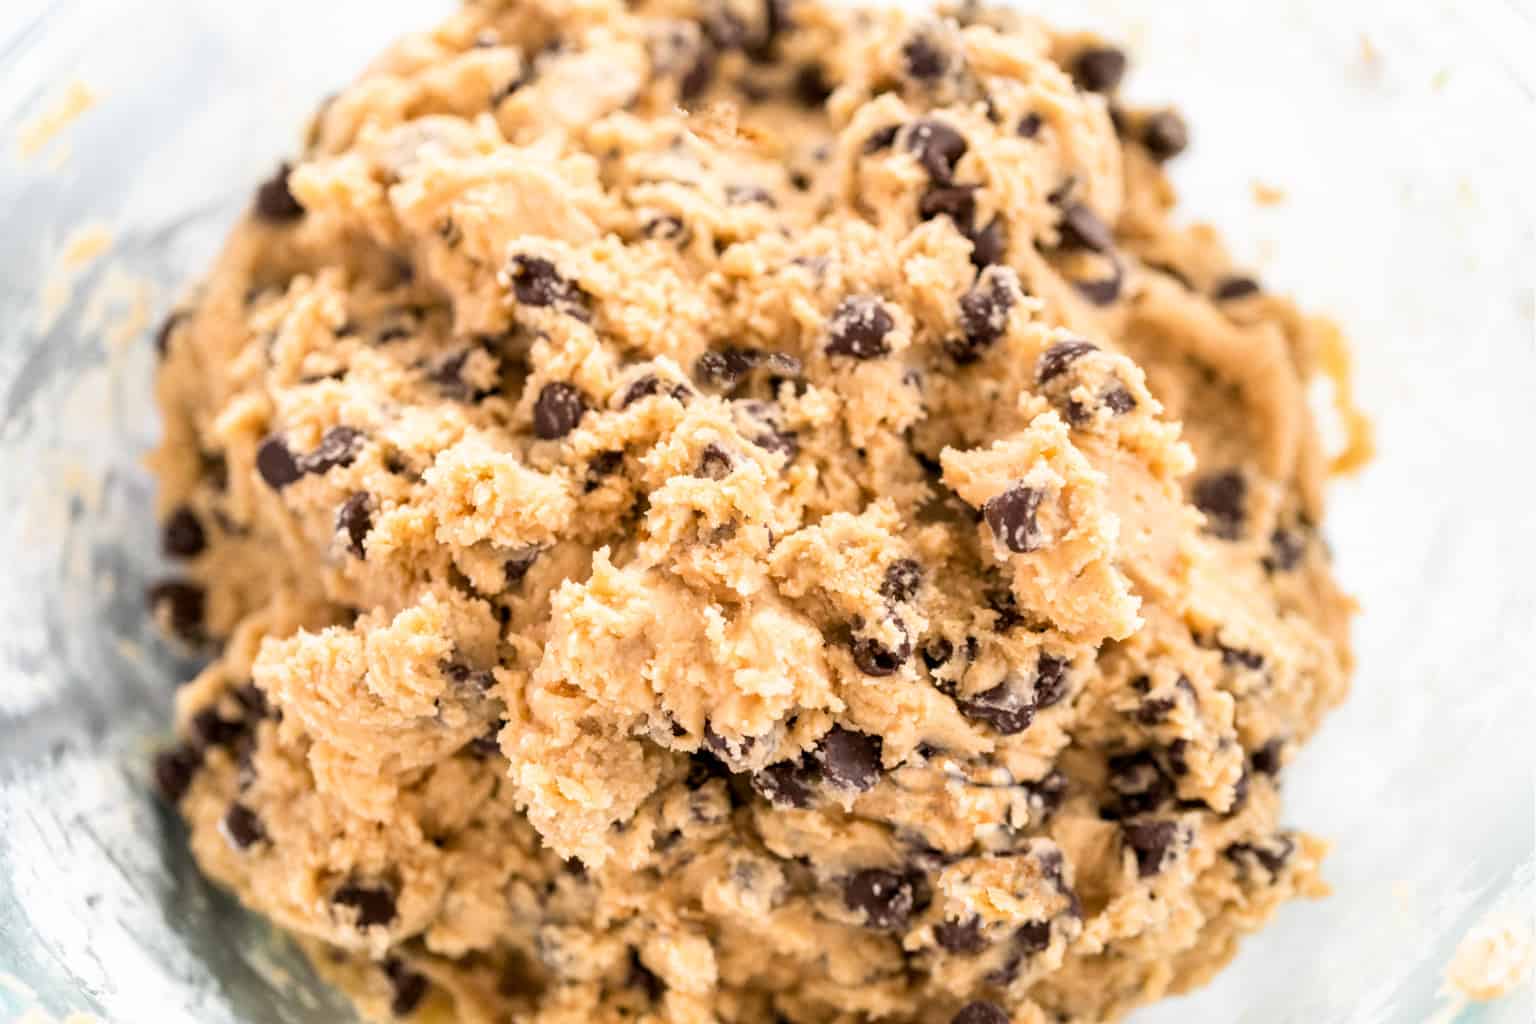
[1,1,1532,1021]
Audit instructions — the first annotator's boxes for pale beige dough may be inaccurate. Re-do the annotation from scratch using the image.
[147,0,1356,1021]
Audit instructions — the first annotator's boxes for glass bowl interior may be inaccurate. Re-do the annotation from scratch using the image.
[0,1,1531,1021]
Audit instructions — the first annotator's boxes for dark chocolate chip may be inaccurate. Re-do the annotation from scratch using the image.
[468,727,502,759]
[1166,739,1190,777]
[956,681,1034,735]
[1227,766,1251,815]
[621,375,663,406]
[695,347,760,389]
[1075,263,1124,306]
[1123,819,1180,877]
[1142,110,1190,161]
[644,215,688,243]
[697,443,734,480]
[336,492,373,558]
[1251,738,1285,776]
[864,124,901,153]
[532,382,587,439]
[222,802,265,849]
[1036,339,1097,384]
[953,1001,1009,1024]
[147,579,205,643]
[1263,528,1306,572]
[844,868,915,930]
[625,950,665,1001]
[1106,751,1174,819]
[983,485,1044,554]
[1226,834,1294,874]
[155,311,185,357]
[969,217,1007,269]
[504,548,540,587]
[1137,697,1177,725]
[818,726,883,791]
[852,632,910,676]
[1221,645,1265,671]
[793,63,833,106]
[935,915,987,954]
[584,450,624,492]
[442,661,496,692]
[985,588,1025,633]
[880,558,923,602]
[1103,387,1137,415]
[743,0,789,61]
[754,427,799,461]
[1213,275,1261,301]
[918,184,977,226]
[827,295,895,359]
[303,426,365,475]
[1015,918,1052,955]
[383,958,429,1017]
[253,162,305,222]
[902,36,947,79]
[1191,470,1246,539]
[231,682,270,720]
[255,435,303,490]
[680,51,716,101]
[752,757,817,808]
[153,743,202,804]
[1057,202,1114,253]
[958,274,1014,355]
[1033,653,1070,709]
[1017,112,1043,138]
[686,751,732,789]
[332,881,397,928]
[189,706,245,750]
[162,505,207,559]
[508,254,589,314]
[904,119,968,182]
[921,637,954,671]
[1071,46,1127,93]
[1025,769,1068,818]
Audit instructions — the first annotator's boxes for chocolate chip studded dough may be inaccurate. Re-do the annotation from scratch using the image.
[147,1,1360,1021]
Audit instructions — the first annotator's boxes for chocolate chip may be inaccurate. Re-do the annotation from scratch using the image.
[752,757,817,808]
[188,707,243,752]
[819,726,883,791]
[303,426,364,475]
[1122,819,1180,877]
[1025,769,1068,819]
[1227,766,1252,815]
[1036,339,1097,384]
[383,958,429,1017]
[332,881,397,928]
[221,802,265,849]
[1071,46,1127,93]
[1017,112,1042,138]
[935,915,987,954]
[864,124,901,153]
[1191,470,1246,539]
[680,51,716,100]
[1105,752,1173,819]
[255,435,303,490]
[969,217,1007,269]
[743,0,789,61]
[253,162,305,222]
[625,951,665,1001]
[1251,738,1285,776]
[903,36,947,79]
[1166,739,1190,777]
[956,681,1034,735]
[844,868,915,930]
[155,311,185,357]
[1221,645,1265,671]
[1263,528,1306,572]
[880,558,923,602]
[686,751,731,789]
[1226,834,1294,874]
[231,682,270,720]
[957,274,1014,357]
[442,661,496,693]
[1142,110,1189,161]
[852,631,910,676]
[336,493,373,558]
[503,548,540,588]
[1137,697,1177,725]
[508,254,589,314]
[921,637,954,671]
[918,184,977,225]
[621,375,662,406]
[1057,202,1114,252]
[153,743,202,804]
[953,1001,1009,1024]
[827,296,895,359]
[468,727,502,759]
[147,579,205,643]
[1015,919,1052,957]
[985,588,1025,633]
[1103,387,1137,415]
[1213,275,1261,301]
[532,382,587,439]
[753,427,799,461]
[582,450,624,492]
[644,215,689,243]
[983,485,1044,554]
[1033,653,1070,708]
[904,119,968,182]
[793,63,832,106]
[697,444,734,480]
[695,347,759,389]
[162,506,206,559]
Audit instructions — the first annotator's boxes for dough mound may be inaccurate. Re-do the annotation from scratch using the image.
[149,0,1354,1020]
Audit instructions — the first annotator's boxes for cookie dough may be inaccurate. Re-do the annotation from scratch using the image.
[147,1,1356,1021]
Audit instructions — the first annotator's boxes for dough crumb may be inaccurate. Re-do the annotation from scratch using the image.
[1446,914,1535,1003]
[16,80,95,161]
